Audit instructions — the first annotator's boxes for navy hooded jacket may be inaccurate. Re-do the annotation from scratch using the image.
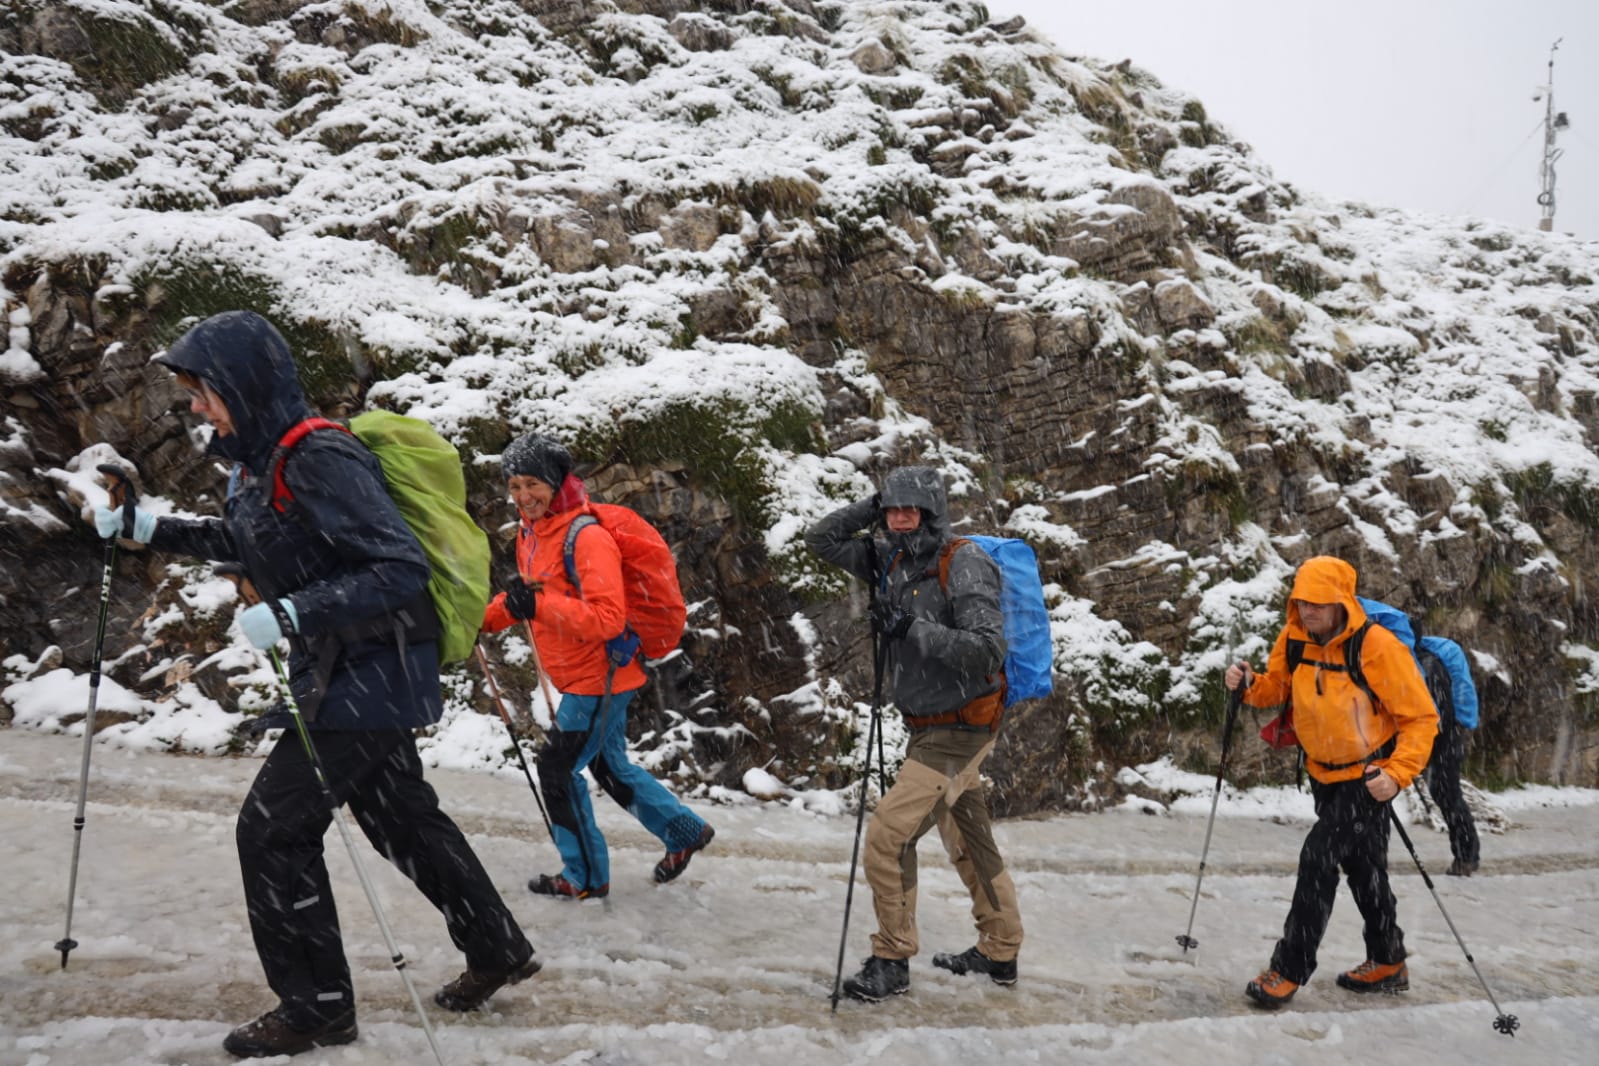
[149,311,442,730]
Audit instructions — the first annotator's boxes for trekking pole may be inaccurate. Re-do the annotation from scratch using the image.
[865,542,889,795]
[868,617,888,796]
[57,466,140,969]
[524,620,561,723]
[1367,767,1518,1036]
[829,630,889,1012]
[266,649,448,1066]
[1175,681,1244,954]
[474,644,556,848]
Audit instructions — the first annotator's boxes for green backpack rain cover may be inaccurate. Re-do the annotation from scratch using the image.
[349,411,490,666]
[270,410,491,666]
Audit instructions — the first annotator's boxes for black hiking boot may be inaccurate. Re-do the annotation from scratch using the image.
[434,951,543,1012]
[654,824,715,883]
[841,956,910,1002]
[528,873,608,899]
[1446,857,1480,877]
[223,1007,357,1058]
[932,946,1018,986]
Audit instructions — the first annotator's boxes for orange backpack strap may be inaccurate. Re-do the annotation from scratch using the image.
[935,536,972,590]
[930,536,1004,732]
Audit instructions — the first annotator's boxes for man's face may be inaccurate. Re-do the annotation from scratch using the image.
[508,475,554,521]
[178,373,234,437]
[1294,599,1342,639]
[884,505,922,533]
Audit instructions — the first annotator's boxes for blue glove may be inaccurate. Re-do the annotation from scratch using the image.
[94,504,157,544]
[239,599,298,650]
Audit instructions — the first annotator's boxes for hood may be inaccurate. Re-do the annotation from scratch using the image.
[1287,555,1367,642]
[880,465,951,559]
[154,311,316,472]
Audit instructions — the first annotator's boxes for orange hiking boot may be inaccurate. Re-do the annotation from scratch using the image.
[1245,969,1299,1009]
[1336,959,1409,993]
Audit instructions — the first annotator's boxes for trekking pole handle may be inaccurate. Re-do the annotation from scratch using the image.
[214,564,263,607]
[95,464,138,539]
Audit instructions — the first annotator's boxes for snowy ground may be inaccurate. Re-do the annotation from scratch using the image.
[1,729,1596,1066]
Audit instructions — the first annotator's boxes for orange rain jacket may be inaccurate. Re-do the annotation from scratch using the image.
[1244,556,1438,787]
[482,477,646,697]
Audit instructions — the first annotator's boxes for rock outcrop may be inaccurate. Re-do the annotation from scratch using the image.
[3,0,1597,806]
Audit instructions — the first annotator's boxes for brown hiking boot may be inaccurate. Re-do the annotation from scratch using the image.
[1244,969,1299,1009]
[1336,959,1409,994]
[433,952,542,1012]
[223,1007,357,1058]
[654,824,715,883]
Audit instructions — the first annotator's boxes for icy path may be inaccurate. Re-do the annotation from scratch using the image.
[1,730,1595,1065]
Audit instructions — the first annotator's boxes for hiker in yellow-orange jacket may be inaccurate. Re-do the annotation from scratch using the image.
[1226,555,1438,1010]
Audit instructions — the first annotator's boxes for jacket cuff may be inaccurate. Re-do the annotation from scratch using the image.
[270,598,299,636]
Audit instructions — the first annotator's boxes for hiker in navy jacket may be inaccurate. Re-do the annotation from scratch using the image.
[94,311,537,1058]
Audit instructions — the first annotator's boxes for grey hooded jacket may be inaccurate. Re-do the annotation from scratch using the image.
[805,467,1006,720]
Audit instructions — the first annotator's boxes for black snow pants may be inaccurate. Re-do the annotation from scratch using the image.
[1270,775,1406,985]
[1425,721,1481,867]
[236,729,531,1025]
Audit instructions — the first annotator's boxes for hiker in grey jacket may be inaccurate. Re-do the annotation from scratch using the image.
[805,466,1023,1002]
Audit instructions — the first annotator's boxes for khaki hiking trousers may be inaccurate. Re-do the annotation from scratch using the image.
[864,727,1023,962]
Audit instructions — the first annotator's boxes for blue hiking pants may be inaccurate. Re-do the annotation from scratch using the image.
[537,687,708,890]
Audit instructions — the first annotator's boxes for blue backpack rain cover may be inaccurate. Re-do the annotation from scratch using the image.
[1356,598,1480,729]
[881,535,1055,708]
[951,536,1055,708]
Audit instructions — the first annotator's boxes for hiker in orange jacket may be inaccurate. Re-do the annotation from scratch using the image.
[482,434,712,899]
[1226,555,1438,1010]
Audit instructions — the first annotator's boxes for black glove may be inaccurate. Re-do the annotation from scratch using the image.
[871,597,913,641]
[844,492,881,532]
[504,579,539,621]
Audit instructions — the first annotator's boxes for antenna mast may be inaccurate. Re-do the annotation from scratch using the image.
[1537,38,1568,232]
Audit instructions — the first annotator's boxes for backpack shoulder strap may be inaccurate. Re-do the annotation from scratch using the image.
[562,513,601,595]
[1414,644,1452,718]
[268,417,353,513]
[1286,638,1306,673]
[1342,620,1379,706]
[935,536,973,591]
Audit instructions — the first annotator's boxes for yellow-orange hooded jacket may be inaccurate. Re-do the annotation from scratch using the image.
[1245,556,1438,787]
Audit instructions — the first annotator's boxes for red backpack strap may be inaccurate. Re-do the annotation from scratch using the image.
[269,417,352,512]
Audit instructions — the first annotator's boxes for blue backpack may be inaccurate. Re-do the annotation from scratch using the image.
[888,535,1054,709]
[1350,598,1480,729]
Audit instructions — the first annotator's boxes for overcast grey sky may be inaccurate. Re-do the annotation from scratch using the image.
[996,0,1599,241]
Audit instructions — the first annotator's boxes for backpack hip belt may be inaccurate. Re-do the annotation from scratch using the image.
[903,687,1004,734]
[1312,735,1396,773]
[294,589,438,721]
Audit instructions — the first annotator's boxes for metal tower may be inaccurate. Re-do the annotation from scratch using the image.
[1536,39,1569,232]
